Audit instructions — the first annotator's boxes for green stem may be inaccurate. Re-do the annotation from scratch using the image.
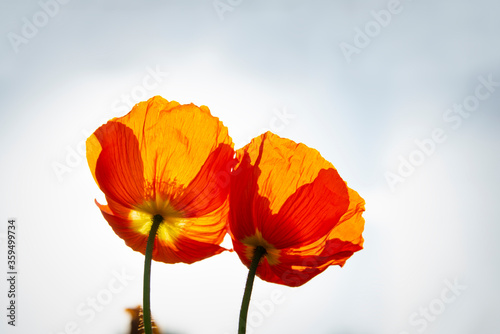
[143,214,163,334]
[238,246,267,334]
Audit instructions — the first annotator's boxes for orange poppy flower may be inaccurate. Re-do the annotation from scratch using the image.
[86,96,235,264]
[229,132,365,287]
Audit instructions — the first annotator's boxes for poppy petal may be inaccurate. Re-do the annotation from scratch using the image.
[230,132,350,248]
[329,187,366,247]
[234,235,362,287]
[229,150,263,242]
[268,168,349,249]
[171,143,235,218]
[90,121,146,209]
[110,96,233,202]
[242,132,334,213]
[269,238,363,286]
[158,235,226,264]
[97,201,227,264]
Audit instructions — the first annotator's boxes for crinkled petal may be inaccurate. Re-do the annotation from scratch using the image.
[230,132,349,248]
[171,143,235,218]
[110,96,233,201]
[239,132,335,214]
[329,187,366,247]
[269,168,349,248]
[269,238,363,286]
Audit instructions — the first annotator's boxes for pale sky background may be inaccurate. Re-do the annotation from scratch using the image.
[1,1,499,334]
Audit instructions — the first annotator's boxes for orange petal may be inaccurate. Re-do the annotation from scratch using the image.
[97,201,227,264]
[157,234,226,264]
[269,168,349,248]
[110,96,233,201]
[96,201,145,252]
[230,132,349,248]
[89,121,146,210]
[171,143,235,218]
[233,235,363,287]
[328,187,366,247]
[88,96,233,207]
[269,238,363,286]
[237,132,335,214]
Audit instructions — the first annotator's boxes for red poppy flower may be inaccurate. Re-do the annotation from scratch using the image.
[229,132,365,287]
[86,96,235,264]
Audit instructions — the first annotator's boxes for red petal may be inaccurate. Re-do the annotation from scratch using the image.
[266,168,349,249]
[230,132,350,249]
[172,143,235,218]
[93,122,145,209]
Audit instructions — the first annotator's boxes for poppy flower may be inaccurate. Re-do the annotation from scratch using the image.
[229,132,365,287]
[86,96,235,264]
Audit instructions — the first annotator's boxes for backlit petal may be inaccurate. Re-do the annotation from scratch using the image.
[238,132,334,215]
[230,132,350,248]
[329,187,366,247]
[171,143,235,218]
[110,96,233,202]
[270,168,349,248]
[90,121,146,209]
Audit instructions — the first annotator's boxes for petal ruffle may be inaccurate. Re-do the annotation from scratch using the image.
[329,187,365,247]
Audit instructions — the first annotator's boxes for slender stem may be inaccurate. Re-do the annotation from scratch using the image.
[239,246,267,334]
[143,214,163,334]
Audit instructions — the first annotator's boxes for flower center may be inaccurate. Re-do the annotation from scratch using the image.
[129,200,187,246]
[242,231,281,265]
[152,214,164,225]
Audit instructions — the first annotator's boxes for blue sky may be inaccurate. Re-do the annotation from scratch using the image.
[1,1,499,333]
